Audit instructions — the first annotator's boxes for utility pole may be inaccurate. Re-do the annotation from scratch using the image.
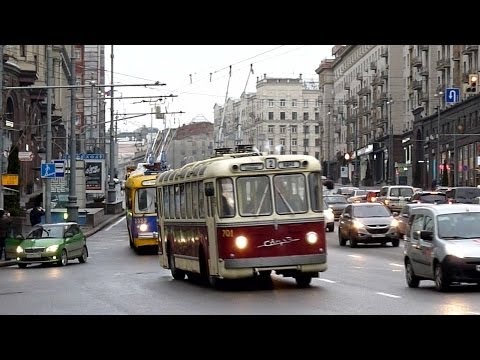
[326,104,331,179]
[0,44,4,210]
[387,97,394,185]
[67,50,78,223]
[107,45,116,206]
[353,105,359,187]
[45,45,53,223]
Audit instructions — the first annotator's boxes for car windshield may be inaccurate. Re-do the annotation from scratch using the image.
[26,225,66,239]
[437,213,480,239]
[353,205,391,218]
[325,196,347,204]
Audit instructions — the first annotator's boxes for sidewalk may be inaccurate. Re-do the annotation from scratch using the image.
[0,212,125,268]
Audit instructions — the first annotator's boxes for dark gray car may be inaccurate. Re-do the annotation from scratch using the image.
[324,195,349,219]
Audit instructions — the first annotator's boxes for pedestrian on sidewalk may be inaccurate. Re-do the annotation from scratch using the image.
[0,209,13,261]
[30,202,45,226]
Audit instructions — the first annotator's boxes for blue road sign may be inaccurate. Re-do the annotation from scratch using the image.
[53,159,65,178]
[41,163,56,178]
[445,88,460,104]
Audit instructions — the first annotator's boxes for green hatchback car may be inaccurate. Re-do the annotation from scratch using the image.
[6,222,88,268]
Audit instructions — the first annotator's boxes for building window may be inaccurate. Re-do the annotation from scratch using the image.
[280,112,285,120]
[304,125,309,133]
[315,112,320,121]
[315,99,320,107]
[303,112,309,121]
[291,125,297,134]
[315,125,320,134]
[315,138,320,146]
[280,125,286,134]
[304,99,309,107]
[268,99,274,107]
[280,138,285,146]
[268,112,274,120]
[280,99,286,107]
[292,112,297,121]
[20,45,26,57]
[292,139,297,146]
[292,99,297,107]
[268,138,273,146]
[268,125,274,133]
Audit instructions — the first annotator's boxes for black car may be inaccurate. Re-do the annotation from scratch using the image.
[409,191,448,204]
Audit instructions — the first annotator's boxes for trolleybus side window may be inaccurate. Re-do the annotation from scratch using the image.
[186,183,192,218]
[237,176,272,216]
[218,178,235,218]
[192,182,199,218]
[309,172,323,212]
[274,174,308,214]
[169,185,175,219]
[198,182,205,218]
[174,185,181,218]
[163,187,169,218]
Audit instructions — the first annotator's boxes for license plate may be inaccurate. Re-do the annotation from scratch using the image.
[476,265,480,272]
[26,253,41,258]
[371,234,385,238]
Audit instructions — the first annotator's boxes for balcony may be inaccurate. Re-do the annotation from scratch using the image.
[357,87,371,96]
[419,67,429,76]
[377,114,388,125]
[419,45,429,52]
[412,80,423,90]
[361,125,370,135]
[380,46,388,57]
[463,45,479,54]
[380,70,389,79]
[452,48,461,61]
[436,58,450,70]
[335,124,341,133]
[371,75,383,86]
[344,82,350,90]
[411,56,422,68]
[420,91,429,103]
[370,61,377,70]
[380,92,388,101]
[356,72,363,81]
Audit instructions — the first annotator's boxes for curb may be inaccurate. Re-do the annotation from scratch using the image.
[1,212,126,268]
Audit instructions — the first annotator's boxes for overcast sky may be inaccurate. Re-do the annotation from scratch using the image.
[104,45,333,133]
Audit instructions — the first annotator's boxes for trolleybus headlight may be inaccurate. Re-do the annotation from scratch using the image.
[139,223,148,232]
[235,236,248,250]
[306,231,318,244]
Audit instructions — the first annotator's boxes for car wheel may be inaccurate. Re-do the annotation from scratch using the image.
[59,249,68,266]
[295,275,312,288]
[168,247,185,280]
[78,246,88,263]
[405,259,420,288]
[18,263,27,269]
[327,223,334,232]
[434,262,450,292]
[338,229,346,246]
[391,238,400,247]
[349,236,357,248]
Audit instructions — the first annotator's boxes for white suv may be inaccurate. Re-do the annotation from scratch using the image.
[378,185,414,213]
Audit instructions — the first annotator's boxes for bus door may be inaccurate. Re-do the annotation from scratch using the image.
[204,181,219,276]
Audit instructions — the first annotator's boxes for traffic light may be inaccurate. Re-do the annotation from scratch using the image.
[467,74,478,93]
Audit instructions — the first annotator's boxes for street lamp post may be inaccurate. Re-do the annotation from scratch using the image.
[67,52,78,223]
[386,97,394,185]
[353,105,359,187]
[327,106,331,179]
[107,45,116,207]
[434,91,443,185]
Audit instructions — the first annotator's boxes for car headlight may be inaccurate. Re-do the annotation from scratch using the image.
[353,220,364,229]
[46,244,59,252]
[16,246,24,254]
[306,231,318,244]
[139,223,148,232]
[384,199,390,205]
[445,243,464,258]
[391,219,399,227]
[235,235,248,250]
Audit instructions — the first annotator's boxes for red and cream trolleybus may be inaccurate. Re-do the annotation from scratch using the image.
[155,145,327,288]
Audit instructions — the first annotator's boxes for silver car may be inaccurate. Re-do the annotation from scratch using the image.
[404,204,480,291]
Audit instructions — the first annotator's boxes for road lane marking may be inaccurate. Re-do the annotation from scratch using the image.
[348,254,361,258]
[389,263,403,267]
[105,216,126,231]
[318,278,336,283]
[376,292,401,299]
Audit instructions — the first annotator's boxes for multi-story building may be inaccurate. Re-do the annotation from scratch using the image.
[317,45,405,186]
[214,74,321,159]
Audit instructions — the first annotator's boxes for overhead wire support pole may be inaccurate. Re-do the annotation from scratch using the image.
[108,45,116,207]
[217,65,232,148]
[67,50,78,223]
[45,45,53,223]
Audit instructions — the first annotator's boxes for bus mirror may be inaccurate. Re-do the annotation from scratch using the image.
[205,183,215,197]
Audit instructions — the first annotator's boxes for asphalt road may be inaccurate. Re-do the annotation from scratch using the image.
[1,217,479,315]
